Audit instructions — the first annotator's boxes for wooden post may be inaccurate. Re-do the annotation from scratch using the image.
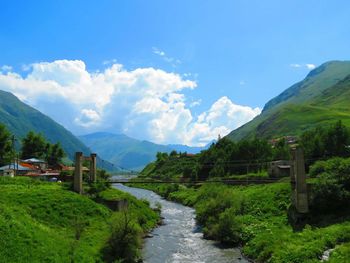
[90,153,97,183]
[74,152,83,194]
[291,147,309,213]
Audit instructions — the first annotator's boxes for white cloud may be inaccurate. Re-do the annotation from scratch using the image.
[21,64,32,71]
[306,63,316,70]
[190,99,201,107]
[290,63,316,70]
[152,47,181,67]
[184,97,261,145]
[103,59,117,65]
[1,65,12,72]
[74,109,101,127]
[0,59,260,146]
[290,63,302,68]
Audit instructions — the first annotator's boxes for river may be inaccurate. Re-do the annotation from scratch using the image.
[113,183,249,263]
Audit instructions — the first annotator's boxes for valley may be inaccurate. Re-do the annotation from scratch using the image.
[1,60,350,262]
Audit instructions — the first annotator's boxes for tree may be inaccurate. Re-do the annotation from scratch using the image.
[0,124,13,166]
[21,131,47,160]
[324,120,350,157]
[21,131,66,165]
[46,142,65,166]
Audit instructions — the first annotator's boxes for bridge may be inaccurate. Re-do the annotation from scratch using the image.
[107,178,280,185]
[73,147,309,215]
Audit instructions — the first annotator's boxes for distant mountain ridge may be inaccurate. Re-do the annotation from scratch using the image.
[227,60,350,141]
[79,132,209,171]
[0,90,118,171]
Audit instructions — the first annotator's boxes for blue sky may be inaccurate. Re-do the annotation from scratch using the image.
[1,0,350,145]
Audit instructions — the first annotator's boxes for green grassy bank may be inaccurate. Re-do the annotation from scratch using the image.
[0,177,159,263]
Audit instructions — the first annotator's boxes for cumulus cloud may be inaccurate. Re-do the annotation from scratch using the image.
[0,59,260,146]
[185,97,261,145]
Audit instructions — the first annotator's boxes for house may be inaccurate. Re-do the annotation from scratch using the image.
[0,163,38,176]
[2,169,14,177]
[268,160,291,178]
[22,158,48,170]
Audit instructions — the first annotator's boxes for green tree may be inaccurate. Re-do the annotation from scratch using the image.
[46,142,65,166]
[0,124,13,166]
[21,131,47,160]
[324,120,350,157]
[21,131,66,165]
[273,138,291,160]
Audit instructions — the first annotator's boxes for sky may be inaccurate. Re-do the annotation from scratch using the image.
[0,0,350,146]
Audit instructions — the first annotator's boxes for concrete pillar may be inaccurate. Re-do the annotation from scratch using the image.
[291,147,309,213]
[90,153,97,183]
[290,153,296,206]
[74,152,83,194]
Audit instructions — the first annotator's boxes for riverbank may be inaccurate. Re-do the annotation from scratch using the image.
[128,181,350,262]
[0,177,159,263]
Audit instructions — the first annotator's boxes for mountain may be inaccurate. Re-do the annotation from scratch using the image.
[227,60,350,141]
[0,90,118,171]
[79,132,209,171]
[167,141,214,154]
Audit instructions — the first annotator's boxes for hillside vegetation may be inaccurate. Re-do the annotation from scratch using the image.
[228,60,350,141]
[0,177,159,263]
[133,156,350,263]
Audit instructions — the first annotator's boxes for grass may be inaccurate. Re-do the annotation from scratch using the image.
[0,176,159,263]
[140,154,198,180]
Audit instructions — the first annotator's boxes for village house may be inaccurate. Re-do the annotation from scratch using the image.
[268,160,291,178]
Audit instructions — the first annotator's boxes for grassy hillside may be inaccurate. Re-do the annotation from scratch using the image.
[0,176,159,263]
[228,60,350,141]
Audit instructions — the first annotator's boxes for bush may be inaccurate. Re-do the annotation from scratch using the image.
[309,157,350,214]
[103,211,142,263]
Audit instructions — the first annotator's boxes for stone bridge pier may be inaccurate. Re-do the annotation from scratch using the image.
[290,147,309,214]
[74,152,97,194]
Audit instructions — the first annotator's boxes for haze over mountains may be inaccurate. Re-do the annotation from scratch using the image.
[79,132,209,171]
[227,60,350,141]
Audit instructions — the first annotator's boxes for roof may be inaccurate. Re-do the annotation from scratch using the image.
[19,162,37,170]
[277,165,291,169]
[0,164,33,171]
[22,158,46,163]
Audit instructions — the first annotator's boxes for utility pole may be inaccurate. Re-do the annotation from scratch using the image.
[11,135,16,176]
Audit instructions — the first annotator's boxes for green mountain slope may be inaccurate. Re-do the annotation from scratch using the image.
[0,90,90,158]
[227,60,350,140]
[0,90,118,170]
